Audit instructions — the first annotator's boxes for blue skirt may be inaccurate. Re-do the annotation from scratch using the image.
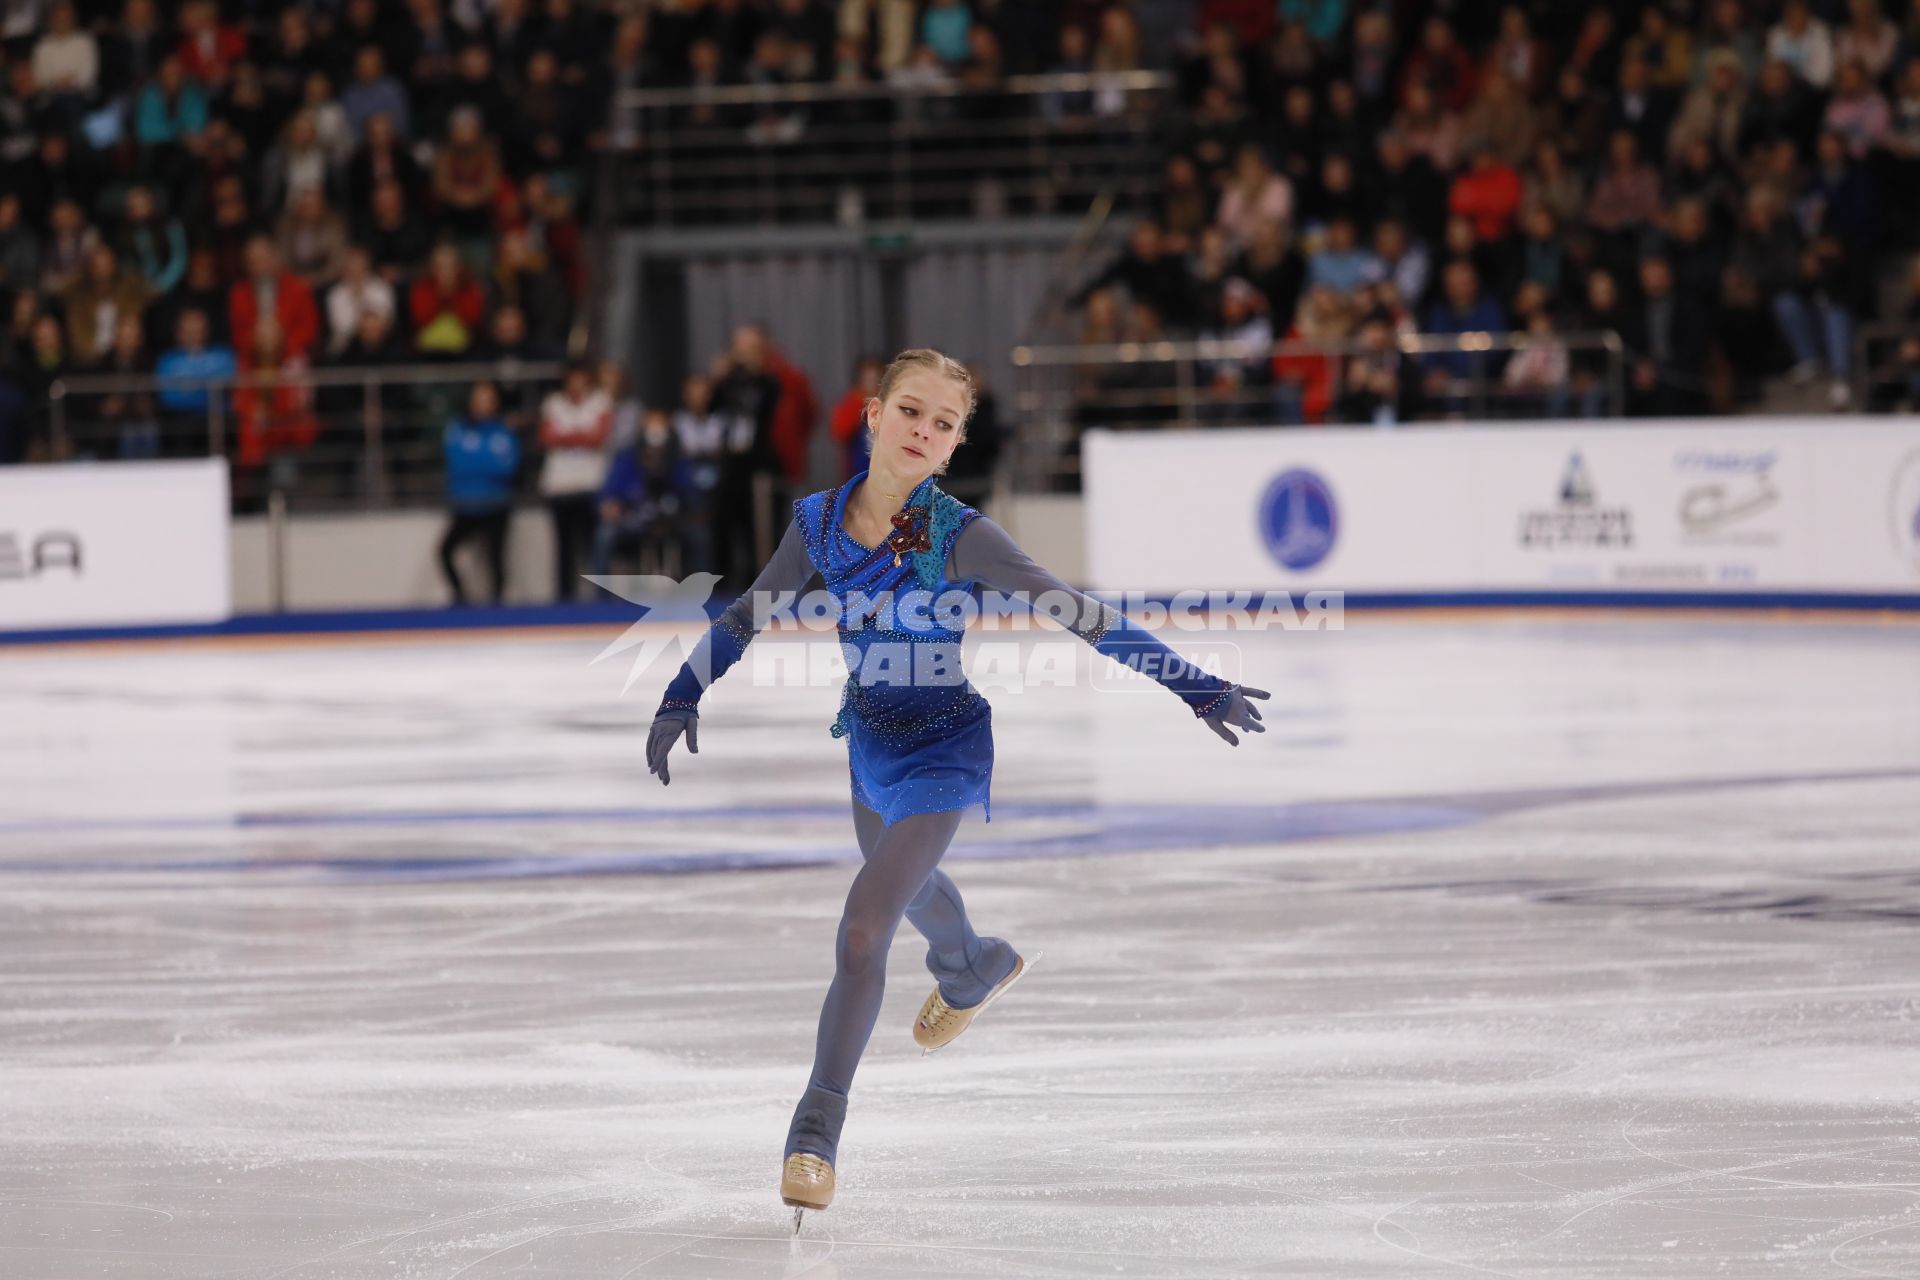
[845,688,994,828]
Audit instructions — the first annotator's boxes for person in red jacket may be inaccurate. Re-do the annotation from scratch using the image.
[233,314,317,496]
[515,174,584,306]
[177,0,247,87]
[1400,15,1479,113]
[761,329,817,485]
[828,355,882,481]
[1195,0,1272,47]
[1271,284,1348,424]
[1448,141,1523,242]
[408,242,487,356]
[229,235,320,365]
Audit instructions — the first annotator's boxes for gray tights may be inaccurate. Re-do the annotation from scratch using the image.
[786,798,1016,1161]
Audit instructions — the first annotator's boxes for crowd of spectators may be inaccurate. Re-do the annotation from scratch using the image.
[0,0,1031,602]
[434,320,1000,606]
[11,0,1920,505]
[1067,0,1920,425]
[434,321,816,605]
[0,0,1124,478]
[0,0,616,467]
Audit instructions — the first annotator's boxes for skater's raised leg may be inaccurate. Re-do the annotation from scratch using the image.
[806,805,966,1101]
[852,797,1017,1009]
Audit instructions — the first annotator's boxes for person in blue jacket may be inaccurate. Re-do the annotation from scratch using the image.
[438,381,520,605]
[1421,258,1510,394]
[645,349,1269,1222]
[154,308,235,449]
[591,407,698,578]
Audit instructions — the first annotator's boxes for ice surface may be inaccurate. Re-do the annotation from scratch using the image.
[0,614,1917,1277]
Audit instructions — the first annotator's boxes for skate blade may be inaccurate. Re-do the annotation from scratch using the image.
[922,948,1044,1056]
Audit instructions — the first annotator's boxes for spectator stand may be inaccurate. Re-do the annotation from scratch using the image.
[1020,0,1920,477]
[46,358,564,512]
[1010,331,1626,491]
[1854,318,1920,412]
[602,70,1178,227]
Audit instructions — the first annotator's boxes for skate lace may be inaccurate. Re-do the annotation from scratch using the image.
[786,1152,832,1181]
[919,991,959,1032]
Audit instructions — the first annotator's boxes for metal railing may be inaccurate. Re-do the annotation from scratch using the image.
[44,359,566,511]
[1016,189,1120,347]
[605,70,1175,226]
[1852,322,1920,412]
[1008,331,1628,489]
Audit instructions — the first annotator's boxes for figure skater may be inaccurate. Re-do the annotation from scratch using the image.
[645,349,1268,1223]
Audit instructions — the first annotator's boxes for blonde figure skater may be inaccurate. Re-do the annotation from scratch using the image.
[646,350,1268,1224]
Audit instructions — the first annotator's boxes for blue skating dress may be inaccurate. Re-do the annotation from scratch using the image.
[795,469,996,827]
[655,469,1237,830]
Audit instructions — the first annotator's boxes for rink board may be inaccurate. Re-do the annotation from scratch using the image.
[0,459,230,630]
[1084,418,1920,597]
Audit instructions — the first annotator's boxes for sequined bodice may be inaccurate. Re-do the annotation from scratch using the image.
[795,471,988,739]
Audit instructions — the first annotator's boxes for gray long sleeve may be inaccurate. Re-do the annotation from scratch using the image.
[946,515,1118,640]
[657,518,821,713]
[946,515,1232,714]
[720,517,822,632]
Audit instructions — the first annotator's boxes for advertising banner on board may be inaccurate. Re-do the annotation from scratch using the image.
[1084,420,1920,597]
[0,459,231,630]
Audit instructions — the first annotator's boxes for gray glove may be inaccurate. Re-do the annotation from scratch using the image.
[647,709,698,785]
[1202,683,1269,746]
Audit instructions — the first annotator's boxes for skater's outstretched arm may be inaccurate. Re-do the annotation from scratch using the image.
[648,519,821,784]
[947,515,1268,744]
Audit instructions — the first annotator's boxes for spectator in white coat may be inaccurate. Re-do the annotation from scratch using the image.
[538,359,612,602]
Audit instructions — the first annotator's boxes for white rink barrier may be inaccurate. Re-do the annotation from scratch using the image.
[1084,419,1920,599]
[0,459,231,630]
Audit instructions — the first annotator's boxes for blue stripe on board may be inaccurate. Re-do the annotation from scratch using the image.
[4,588,1917,646]
[1214,590,1920,611]
[0,600,646,646]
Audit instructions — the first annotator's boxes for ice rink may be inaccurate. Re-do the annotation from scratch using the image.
[2,611,1918,1278]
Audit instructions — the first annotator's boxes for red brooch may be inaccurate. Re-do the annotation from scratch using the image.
[887,510,932,566]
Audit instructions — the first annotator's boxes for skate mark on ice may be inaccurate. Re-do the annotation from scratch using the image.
[258,1183,618,1276]
[1507,1113,1917,1256]
[1371,1190,1525,1277]
[442,1202,685,1280]
[0,1196,175,1225]
[1830,1216,1920,1279]
[1617,1112,1920,1195]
